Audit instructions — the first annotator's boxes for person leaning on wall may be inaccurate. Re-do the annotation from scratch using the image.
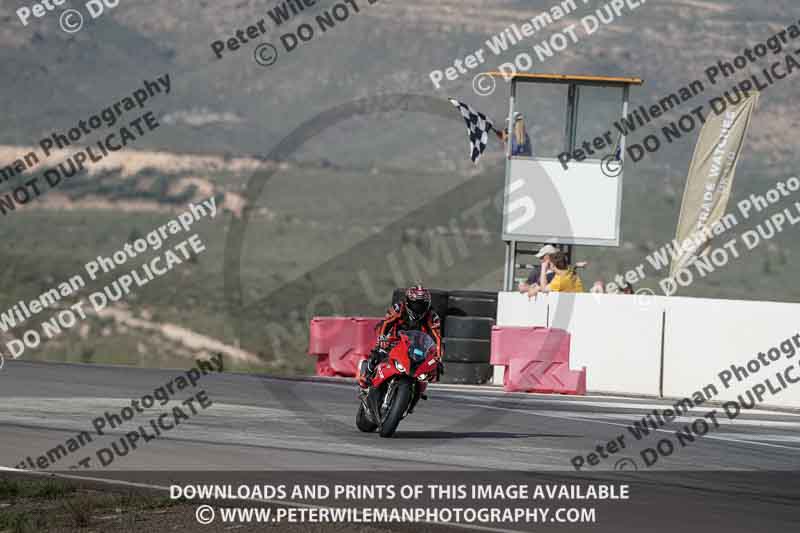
[519,245,588,296]
[527,251,585,298]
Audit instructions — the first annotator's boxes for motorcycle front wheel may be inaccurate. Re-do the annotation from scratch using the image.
[379,378,412,438]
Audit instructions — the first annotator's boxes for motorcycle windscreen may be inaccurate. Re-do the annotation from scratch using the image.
[401,330,436,366]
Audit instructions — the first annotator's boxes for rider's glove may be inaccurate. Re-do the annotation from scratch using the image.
[376,335,391,351]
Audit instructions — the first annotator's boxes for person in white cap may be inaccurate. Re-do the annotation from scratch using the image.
[518,245,588,295]
[517,244,558,294]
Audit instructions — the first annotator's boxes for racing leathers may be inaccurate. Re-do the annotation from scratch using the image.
[361,301,442,387]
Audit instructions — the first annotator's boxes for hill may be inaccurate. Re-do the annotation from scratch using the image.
[1,0,799,371]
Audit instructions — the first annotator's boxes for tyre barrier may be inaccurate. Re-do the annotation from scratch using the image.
[442,337,491,363]
[447,296,498,318]
[439,361,493,385]
[448,289,499,302]
[490,326,586,395]
[308,316,382,377]
[445,316,495,340]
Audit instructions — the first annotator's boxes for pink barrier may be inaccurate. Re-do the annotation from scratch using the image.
[308,317,382,377]
[490,326,586,395]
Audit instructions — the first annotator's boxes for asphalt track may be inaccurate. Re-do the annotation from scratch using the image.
[2,359,800,471]
[1,360,799,532]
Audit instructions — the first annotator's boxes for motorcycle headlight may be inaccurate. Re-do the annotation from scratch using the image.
[394,360,406,373]
[417,373,428,381]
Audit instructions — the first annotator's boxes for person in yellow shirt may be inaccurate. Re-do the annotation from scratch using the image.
[527,251,584,298]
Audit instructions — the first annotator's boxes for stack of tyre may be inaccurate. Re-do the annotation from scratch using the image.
[391,288,498,385]
[441,290,497,385]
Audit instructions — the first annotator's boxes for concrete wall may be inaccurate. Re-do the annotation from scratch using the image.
[548,293,663,396]
[495,291,800,409]
[662,296,800,409]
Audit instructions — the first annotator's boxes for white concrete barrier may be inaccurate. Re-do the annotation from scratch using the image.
[496,291,548,327]
[494,291,800,409]
[548,292,664,396]
[662,296,800,409]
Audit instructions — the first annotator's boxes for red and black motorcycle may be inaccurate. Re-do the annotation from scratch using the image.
[356,330,440,437]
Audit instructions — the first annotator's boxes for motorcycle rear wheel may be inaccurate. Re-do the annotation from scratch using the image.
[379,379,412,438]
[356,402,378,432]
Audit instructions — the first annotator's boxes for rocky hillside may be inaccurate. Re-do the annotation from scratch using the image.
[2,0,799,370]
[0,0,797,173]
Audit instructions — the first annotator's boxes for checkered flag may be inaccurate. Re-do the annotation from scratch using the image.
[448,98,496,164]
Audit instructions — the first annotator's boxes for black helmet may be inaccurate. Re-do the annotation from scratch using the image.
[404,284,431,323]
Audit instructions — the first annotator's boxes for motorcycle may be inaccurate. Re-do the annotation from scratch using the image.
[356,330,441,438]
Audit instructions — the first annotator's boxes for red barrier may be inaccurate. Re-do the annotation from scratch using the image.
[490,326,586,395]
[308,317,382,377]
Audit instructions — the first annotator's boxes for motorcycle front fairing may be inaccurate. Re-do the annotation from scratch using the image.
[370,330,437,388]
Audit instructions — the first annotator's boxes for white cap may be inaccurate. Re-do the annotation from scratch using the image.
[536,244,558,258]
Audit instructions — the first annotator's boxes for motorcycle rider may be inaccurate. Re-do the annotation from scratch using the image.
[358,284,442,388]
